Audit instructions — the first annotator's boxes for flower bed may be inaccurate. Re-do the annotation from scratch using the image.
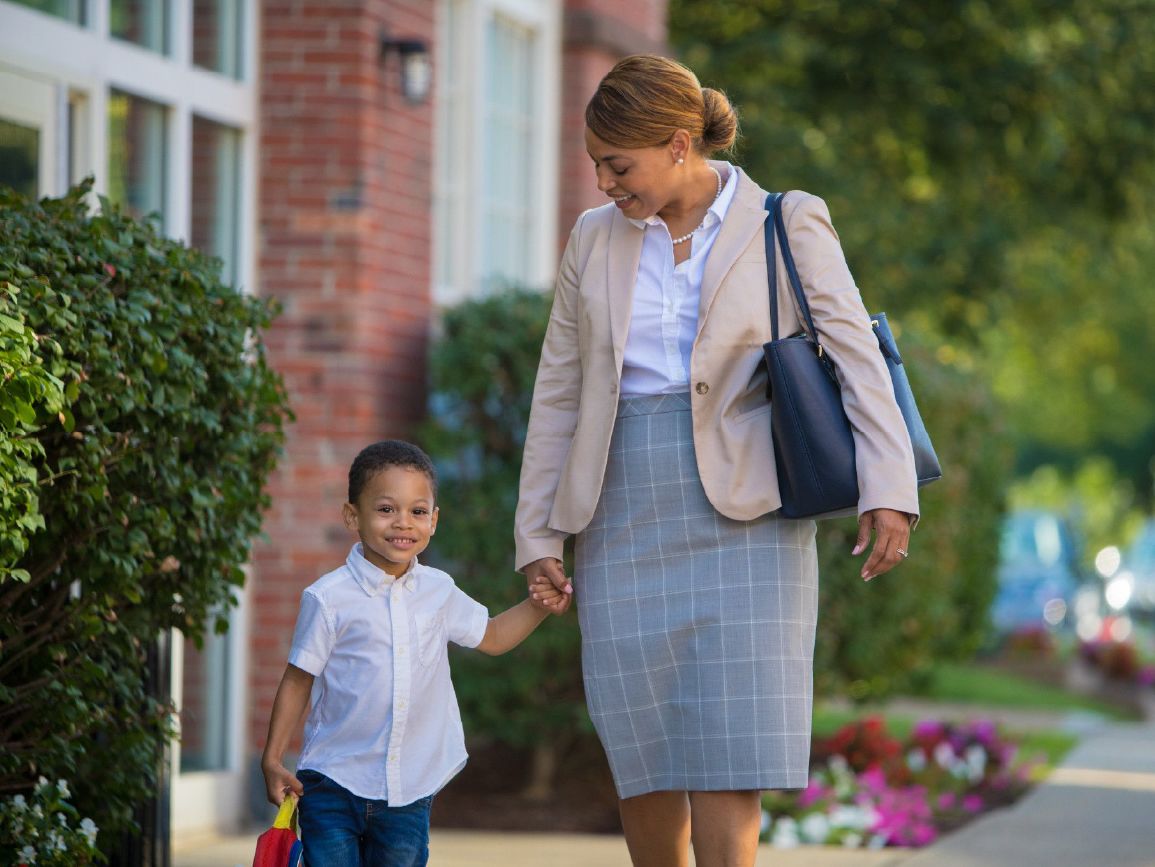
[762,717,1042,849]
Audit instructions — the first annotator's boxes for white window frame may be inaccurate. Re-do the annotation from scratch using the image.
[0,0,260,840]
[433,0,561,306]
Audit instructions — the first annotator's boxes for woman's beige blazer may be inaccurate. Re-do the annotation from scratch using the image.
[515,165,919,571]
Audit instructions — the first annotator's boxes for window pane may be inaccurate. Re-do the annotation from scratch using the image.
[179,621,232,773]
[0,119,40,199]
[5,0,83,24]
[107,91,166,224]
[190,116,241,286]
[193,0,244,79]
[481,13,535,292]
[110,0,169,53]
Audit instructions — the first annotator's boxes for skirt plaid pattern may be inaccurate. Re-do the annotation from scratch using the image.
[575,392,819,798]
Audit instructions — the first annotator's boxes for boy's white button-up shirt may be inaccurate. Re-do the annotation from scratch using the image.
[620,162,739,396]
[289,543,489,806]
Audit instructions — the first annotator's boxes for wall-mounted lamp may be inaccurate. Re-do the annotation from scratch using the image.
[380,33,432,105]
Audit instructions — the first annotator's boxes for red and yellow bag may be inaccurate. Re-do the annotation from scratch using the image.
[252,793,303,867]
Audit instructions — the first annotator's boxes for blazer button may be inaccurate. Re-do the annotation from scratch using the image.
[695,382,709,395]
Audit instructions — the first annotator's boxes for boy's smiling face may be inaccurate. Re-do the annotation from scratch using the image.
[343,466,438,577]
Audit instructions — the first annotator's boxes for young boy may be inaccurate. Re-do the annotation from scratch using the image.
[261,440,568,867]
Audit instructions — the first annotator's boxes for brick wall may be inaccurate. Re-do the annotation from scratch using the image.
[251,0,435,753]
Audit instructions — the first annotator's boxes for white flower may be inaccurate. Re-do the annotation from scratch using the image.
[828,754,851,775]
[966,744,988,782]
[906,748,927,772]
[771,816,801,849]
[800,811,831,843]
[759,809,772,834]
[934,741,956,769]
[829,804,877,832]
[57,811,69,826]
[867,834,888,850]
[80,817,99,846]
[55,779,70,799]
[843,832,864,848]
[32,803,44,819]
[35,776,50,792]
[19,844,37,864]
[12,794,27,812]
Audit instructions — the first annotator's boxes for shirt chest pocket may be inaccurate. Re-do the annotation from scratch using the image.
[413,611,445,668]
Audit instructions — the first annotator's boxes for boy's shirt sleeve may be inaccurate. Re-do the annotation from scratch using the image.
[288,589,334,676]
[444,585,489,649]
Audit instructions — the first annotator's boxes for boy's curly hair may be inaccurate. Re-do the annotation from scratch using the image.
[348,440,438,504]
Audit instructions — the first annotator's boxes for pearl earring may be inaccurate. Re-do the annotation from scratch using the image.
[676,157,684,165]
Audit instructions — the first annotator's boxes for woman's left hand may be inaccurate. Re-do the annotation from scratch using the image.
[853,508,911,581]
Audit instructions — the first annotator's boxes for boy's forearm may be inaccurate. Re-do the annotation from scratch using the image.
[261,664,314,766]
[477,598,549,655]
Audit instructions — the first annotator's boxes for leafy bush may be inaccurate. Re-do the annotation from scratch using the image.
[0,778,101,866]
[1,283,63,583]
[0,182,290,847]
[419,289,587,789]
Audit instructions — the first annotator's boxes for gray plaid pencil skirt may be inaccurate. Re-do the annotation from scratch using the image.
[575,392,819,798]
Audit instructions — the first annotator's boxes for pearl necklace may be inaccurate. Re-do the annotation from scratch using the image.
[670,166,723,246]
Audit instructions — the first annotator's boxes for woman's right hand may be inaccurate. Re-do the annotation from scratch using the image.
[525,557,572,611]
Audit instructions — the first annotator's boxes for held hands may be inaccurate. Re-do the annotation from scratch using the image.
[525,557,572,615]
[853,508,911,581]
[261,758,303,806]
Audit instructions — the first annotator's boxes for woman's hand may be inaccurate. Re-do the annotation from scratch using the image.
[853,508,911,581]
[525,557,572,611]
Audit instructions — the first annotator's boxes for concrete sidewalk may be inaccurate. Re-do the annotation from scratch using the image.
[173,721,1155,867]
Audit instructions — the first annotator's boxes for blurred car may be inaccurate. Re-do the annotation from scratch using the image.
[1122,519,1155,615]
[992,509,1087,633]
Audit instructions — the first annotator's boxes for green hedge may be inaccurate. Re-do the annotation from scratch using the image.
[0,182,290,850]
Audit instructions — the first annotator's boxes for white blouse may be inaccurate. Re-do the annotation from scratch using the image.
[620,162,739,397]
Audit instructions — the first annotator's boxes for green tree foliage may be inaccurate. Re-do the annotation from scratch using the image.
[419,290,587,781]
[670,0,1155,497]
[0,183,290,848]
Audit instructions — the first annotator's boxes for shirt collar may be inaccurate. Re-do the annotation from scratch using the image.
[627,161,739,232]
[346,543,418,596]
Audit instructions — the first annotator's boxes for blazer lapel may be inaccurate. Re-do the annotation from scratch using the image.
[697,166,768,338]
[606,208,644,372]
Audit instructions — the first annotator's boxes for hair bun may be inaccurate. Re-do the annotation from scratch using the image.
[700,87,738,153]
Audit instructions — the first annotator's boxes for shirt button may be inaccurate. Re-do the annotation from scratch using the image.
[695,382,709,395]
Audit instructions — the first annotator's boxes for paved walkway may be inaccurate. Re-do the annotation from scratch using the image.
[173,720,1155,867]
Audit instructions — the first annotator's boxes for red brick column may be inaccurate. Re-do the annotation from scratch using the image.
[558,0,669,250]
[251,0,435,753]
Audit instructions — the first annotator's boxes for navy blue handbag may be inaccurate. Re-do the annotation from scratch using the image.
[763,193,941,520]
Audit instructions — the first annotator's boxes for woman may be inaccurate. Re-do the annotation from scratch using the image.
[517,55,918,867]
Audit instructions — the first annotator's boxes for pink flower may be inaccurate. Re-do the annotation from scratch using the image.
[962,794,984,813]
[1138,665,1155,687]
[937,792,957,810]
[798,779,827,808]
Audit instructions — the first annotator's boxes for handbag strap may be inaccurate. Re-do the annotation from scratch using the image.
[764,192,822,347]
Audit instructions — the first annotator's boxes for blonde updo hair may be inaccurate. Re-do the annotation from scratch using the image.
[585,55,739,155]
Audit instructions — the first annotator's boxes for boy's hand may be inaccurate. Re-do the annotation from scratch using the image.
[530,575,571,615]
[262,759,303,806]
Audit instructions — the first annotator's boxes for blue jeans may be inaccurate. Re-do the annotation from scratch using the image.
[297,769,432,867]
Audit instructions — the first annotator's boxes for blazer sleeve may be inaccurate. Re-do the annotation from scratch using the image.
[514,212,588,571]
[783,193,920,521]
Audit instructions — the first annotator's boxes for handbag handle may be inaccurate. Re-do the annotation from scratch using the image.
[765,193,836,375]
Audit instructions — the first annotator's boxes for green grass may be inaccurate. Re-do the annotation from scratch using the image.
[920,662,1135,720]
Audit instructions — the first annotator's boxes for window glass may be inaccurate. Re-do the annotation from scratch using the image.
[480,12,535,291]
[110,0,169,54]
[5,0,83,24]
[0,119,40,199]
[107,91,167,224]
[190,116,241,286]
[193,0,244,79]
[179,621,231,773]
